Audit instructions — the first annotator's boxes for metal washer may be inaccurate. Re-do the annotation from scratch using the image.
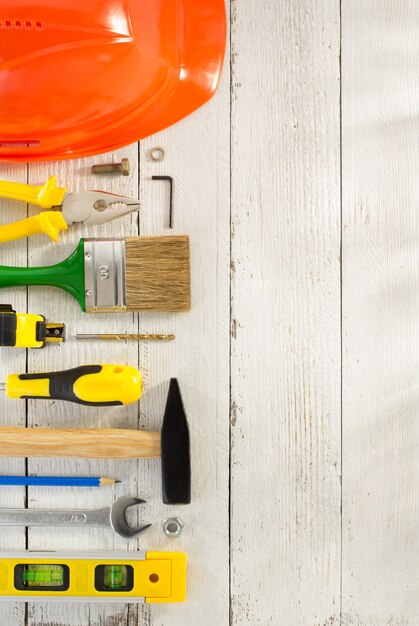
[150,146,166,162]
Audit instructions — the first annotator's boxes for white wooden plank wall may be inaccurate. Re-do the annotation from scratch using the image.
[0,1,417,625]
[230,1,342,624]
[341,2,418,625]
[230,1,417,625]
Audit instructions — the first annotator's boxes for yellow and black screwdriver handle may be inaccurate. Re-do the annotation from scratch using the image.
[3,364,143,406]
[0,304,64,348]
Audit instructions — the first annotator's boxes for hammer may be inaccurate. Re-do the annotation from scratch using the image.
[0,378,190,505]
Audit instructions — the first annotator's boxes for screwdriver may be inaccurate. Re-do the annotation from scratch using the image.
[0,364,142,406]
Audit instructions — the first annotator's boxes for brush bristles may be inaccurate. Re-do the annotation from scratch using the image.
[125,235,191,312]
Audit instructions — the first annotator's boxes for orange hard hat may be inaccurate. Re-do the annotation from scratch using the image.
[0,0,226,161]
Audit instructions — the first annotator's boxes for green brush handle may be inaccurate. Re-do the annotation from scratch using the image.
[0,240,86,310]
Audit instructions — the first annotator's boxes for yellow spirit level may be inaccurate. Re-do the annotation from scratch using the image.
[0,551,186,603]
[0,304,64,348]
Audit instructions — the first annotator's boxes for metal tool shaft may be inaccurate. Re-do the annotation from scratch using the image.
[76,333,175,341]
[0,507,110,529]
[0,496,149,539]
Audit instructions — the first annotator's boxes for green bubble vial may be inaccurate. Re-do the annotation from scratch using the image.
[22,564,64,588]
[103,565,128,590]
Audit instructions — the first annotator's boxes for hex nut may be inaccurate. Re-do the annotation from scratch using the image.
[162,517,184,538]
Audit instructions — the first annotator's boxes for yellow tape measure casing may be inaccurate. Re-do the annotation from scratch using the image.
[14,313,45,348]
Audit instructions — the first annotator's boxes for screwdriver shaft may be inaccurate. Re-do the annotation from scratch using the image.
[76,334,175,341]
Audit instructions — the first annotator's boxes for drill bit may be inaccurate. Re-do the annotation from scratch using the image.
[76,333,175,341]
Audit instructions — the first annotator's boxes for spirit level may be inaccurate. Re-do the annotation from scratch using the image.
[0,551,186,603]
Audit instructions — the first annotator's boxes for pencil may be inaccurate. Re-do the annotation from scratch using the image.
[0,476,119,487]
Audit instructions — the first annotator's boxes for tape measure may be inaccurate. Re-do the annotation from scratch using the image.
[0,304,64,348]
[0,551,186,603]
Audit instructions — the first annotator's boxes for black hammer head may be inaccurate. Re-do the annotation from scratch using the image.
[161,378,191,504]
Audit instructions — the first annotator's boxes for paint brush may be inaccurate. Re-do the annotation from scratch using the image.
[0,235,190,313]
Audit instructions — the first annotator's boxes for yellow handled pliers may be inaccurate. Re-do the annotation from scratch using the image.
[0,176,140,243]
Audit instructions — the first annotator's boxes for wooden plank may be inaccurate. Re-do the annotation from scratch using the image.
[341,2,418,624]
[25,145,140,626]
[136,38,231,625]
[0,164,28,626]
[230,1,341,624]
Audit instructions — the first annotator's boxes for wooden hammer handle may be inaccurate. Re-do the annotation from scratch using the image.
[0,428,161,459]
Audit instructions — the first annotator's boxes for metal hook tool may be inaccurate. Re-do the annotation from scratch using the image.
[152,175,174,228]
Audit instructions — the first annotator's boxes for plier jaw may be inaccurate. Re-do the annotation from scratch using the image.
[61,191,140,227]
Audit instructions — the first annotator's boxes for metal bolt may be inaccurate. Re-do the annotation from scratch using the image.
[91,158,130,176]
[162,517,183,538]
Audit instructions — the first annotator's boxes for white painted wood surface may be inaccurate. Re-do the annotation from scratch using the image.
[230,1,342,624]
[0,1,417,624]
[341,2,418,624]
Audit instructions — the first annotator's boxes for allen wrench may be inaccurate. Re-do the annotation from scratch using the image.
[152,175,174,228]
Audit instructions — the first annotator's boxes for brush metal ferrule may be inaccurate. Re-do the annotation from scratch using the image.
[83,239,126,313]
